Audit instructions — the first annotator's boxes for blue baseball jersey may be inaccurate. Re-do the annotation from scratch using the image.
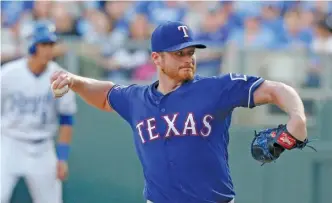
[107,73,264,203]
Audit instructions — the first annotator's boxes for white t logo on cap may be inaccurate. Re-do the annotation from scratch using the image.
[178,25,189,38]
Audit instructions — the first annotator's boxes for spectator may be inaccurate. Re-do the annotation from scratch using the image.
[80,9,112,46]
[103,15,152,83]
[304,15,332,88]
[229,13,277,49]
[260,2,284,33]
[196,6,230,46]
[277,10,312,49]
[100,1,135,54]
[1,15,25,65]
[219,1,242,29]
[301,1,332,16]
[32,1,52,21]
[1,1,33,28]
[232,1,263,22]
[1,1,34,64]
[183,1,211,33]
[50,1,80,36]
[194,6,231,76]
[76,3,103,38]
[134,1,187,28]
[311,15,332,53]
[299,8,316,32]
[281,1,301,14]
[103,1,134,26]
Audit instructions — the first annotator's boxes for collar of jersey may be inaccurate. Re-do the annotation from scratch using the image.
[148,76,199,101]
[149,80,164,101]
[25,57,50,78]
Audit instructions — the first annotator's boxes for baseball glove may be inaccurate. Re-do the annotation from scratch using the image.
[251,124,316,165]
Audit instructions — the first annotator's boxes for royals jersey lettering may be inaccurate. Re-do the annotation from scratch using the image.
[1,58,77,141]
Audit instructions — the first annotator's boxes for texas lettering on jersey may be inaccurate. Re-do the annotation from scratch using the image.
[135,113,214,144]
[107,73,266,203]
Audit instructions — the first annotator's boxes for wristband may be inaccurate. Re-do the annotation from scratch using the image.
[59,114,74,126]
[56,143,70,161]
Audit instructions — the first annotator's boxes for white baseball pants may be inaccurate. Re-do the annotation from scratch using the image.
[1,135,62,203]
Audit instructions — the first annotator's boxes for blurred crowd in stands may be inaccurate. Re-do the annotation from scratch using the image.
[1,1,332,85]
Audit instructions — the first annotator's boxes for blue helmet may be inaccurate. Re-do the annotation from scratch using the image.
[28,21,58,54]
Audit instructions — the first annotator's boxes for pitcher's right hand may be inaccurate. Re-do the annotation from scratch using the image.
[50,70,74,98]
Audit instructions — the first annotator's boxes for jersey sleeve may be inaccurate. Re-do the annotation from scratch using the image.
[219,73,265,109]
[107,84,135,123]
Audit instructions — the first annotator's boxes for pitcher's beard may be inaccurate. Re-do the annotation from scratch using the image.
[179,63,195,81]
[162,64,195,82]
[179,69,194,81]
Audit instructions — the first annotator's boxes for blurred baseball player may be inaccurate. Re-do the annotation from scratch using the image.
[51,21,311,203]
[1,21,76,203]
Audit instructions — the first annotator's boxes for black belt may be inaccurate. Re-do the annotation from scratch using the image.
[28,138,49,144]
[4,135,50,144]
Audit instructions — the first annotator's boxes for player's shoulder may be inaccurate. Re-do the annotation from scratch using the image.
[1,57,27,76]
[194,73,253,83]
[193,73,244,84]
[110,83,149,96]
[193,73,263,91]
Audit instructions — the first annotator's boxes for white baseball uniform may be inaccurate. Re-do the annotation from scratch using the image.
[1,57,77,203]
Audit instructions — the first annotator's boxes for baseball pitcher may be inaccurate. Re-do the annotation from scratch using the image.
[51,21,314,203]
[1,21,77,203]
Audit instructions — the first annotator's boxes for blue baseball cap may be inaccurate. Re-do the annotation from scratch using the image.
[151,21,206,52]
